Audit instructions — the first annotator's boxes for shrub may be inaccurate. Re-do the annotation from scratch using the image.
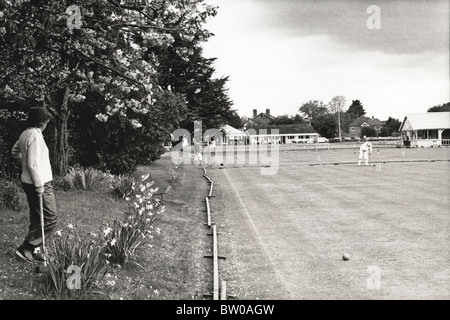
[0,107,27,179]
[361,126,377,138]
[42,227,109,299]
[67,91,183,175]
[61,166,105,191]
[0,178,22,211]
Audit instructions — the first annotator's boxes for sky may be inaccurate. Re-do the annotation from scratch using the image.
[202,0,449,121]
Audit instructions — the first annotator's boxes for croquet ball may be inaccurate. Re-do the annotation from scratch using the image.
[342,253,350,261]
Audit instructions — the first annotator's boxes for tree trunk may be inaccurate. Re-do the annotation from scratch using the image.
[52,86,70,177]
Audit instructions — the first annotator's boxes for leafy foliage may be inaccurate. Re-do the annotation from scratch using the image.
[43,227,109,299]
[427,102,450,113]
[0,178,22,211]
[39,172,164,297]
[108,174,137,200]
[0,0,222,176]
[299,100,328,123]
[107,172,155,200]
[313,113,338,139]
[168,162,185,187]
[156,26,236,131]
[269,114,307,126]
[346,100,366,119]
[361,126,377,138]
[102,174,164,268]
[298,100,337,138]
[0,105,28,179]
[61,166,105,191]
[380,117,402,136]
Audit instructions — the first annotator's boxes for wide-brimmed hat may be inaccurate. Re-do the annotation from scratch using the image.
[28,107,52,124]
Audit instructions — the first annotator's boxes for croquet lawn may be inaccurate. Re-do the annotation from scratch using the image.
[206,146,450,299]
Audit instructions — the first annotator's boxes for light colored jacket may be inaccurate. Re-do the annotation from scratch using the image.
[359,141,373,153]
[11,128,53,187]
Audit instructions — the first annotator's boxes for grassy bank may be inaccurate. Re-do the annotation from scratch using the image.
[0,153,210,300]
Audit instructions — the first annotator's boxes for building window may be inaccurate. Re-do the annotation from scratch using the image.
[418,130,425,139]
[376,126,381,130]
[350,127,355,131]
[429,130,437,139]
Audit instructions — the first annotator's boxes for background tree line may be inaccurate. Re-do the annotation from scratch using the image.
[242,97,405,140]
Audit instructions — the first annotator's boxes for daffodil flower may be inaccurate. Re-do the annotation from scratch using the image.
[103,227,113,236]
[106,280,116,287]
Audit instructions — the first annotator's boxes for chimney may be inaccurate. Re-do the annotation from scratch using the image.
[372,116,374,119]
[253,109,257,119]
[266,109,270,116]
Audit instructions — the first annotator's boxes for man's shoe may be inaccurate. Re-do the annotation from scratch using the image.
[15,245,35,263]
[32,247,45,262]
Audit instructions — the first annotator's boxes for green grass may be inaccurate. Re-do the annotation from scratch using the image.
[208,146,450,299]
[0,153,210,300]
[4,146,446,300]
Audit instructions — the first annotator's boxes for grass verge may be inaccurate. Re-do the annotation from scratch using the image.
[0,153,210,300]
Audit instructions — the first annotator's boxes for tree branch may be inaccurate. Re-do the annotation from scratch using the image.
[105,0,154,21]
[104,0,185,32]
[73,48,147,92]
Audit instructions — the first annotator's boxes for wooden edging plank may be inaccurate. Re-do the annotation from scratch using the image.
[213,224,219,300]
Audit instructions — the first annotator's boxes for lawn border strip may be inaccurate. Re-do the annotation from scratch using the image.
[202,165,228,300]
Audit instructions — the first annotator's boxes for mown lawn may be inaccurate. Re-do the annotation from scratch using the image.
[208,146,450,299]
[0,153,211,300]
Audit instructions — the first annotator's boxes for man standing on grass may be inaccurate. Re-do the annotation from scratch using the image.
[11,106,58,263]
[358,135,373,166]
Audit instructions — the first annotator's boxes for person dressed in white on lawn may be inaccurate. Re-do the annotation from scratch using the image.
[358,135,372,166]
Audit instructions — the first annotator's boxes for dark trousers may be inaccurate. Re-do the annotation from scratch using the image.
[22,182,58,248]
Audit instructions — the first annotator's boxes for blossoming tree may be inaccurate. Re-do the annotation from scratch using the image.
[0,0,217,176]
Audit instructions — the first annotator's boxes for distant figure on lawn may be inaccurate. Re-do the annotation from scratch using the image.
[11,106,58,263]
[358,135,373,166]
[193,139,203,165]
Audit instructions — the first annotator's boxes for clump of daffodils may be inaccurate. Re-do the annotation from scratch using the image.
[101,174,164,267]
